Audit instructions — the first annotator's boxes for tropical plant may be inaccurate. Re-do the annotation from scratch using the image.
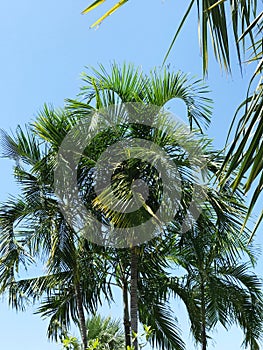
[169,194,263,350]
[0,121,112,350]
[0,62,212,350]
[62,335,80,350]
[0,97,184,350]
[67,62,213,350]
[69,62,263,350]
[85,314,125,350]
[0,63,262,350]
[82,0,263,236]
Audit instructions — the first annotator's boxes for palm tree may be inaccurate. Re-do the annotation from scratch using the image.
[67,62,214,350]
[0,122,113,350]
[169,197,263,350]
[0,99,188,350]
[69,62,263,349]
[1,63,262,350]
[0,62,212,350]
[82,1,263,235]
[0,103,184,349]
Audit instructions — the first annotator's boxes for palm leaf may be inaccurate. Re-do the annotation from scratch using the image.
[82,0,128,28]
[139,301,185,350]
[82,0,106,15]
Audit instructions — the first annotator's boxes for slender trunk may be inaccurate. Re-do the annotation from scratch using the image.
[130,247,139,350]
[75,283,87,350]
[122,277,131,348]
[200,274,207,350]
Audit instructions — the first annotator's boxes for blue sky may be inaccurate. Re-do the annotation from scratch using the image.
[0,1,262,349]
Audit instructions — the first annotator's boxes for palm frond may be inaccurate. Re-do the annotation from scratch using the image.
[0,125,41,165]
[82,0,128,28]
[139,301,185,350]
[85,314,125,349]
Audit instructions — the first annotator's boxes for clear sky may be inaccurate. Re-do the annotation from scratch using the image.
[0,1,262,349]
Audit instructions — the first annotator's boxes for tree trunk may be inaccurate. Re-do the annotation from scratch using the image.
[122,277,131,348]
[200,275,207,350]
[75,283,88,350]
[130,247,139,350]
